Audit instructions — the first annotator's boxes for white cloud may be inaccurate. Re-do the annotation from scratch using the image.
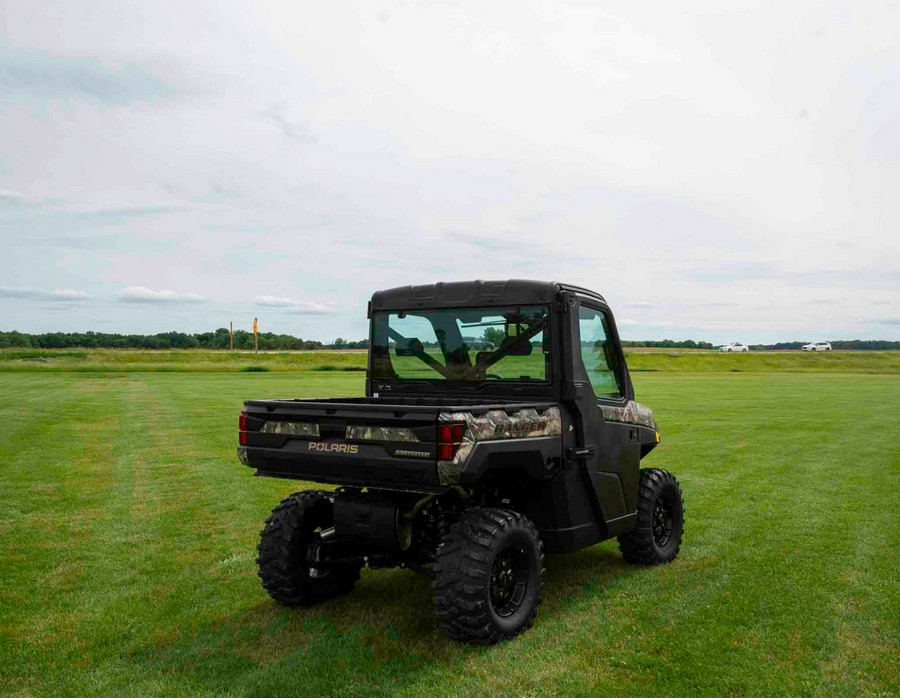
[0,286,90,301]
[51,289,90,301]
[285,303,335,315]
[254,295,298,307]
[116,287,205,304]
[255,296,334,314]
[0,189,24,199]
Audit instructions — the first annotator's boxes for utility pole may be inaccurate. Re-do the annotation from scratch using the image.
[253,317,259,353]
[229,321,233,351]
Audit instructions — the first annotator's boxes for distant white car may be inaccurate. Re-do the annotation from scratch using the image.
[719,342,750,353]
[802,342,832,351]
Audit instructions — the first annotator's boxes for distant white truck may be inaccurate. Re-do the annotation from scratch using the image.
[802,342,832,351]
[719,342,750,353]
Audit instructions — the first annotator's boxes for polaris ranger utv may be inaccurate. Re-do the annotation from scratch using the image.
[238,280,684,643]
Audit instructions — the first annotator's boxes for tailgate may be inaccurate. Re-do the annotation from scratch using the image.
[238,399,442,491]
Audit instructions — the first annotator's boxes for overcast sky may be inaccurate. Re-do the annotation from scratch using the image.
[1,0,897,343]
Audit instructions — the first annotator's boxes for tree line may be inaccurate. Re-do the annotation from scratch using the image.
[0,330,896,351]
[620,339,717,349]
[0,329,368,351]
[749,340,900,351]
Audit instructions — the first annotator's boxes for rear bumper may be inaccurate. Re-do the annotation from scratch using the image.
[242,441,444,492]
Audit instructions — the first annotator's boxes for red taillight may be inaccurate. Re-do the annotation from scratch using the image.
[438,423,465,443]
[437,422,465,461]
[239,412,247,445]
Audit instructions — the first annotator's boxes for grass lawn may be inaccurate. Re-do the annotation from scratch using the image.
[0,368,898,697]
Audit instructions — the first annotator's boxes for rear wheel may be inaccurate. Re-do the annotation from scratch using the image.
[618,468,684,565]
[257,490,361,606]
[433,508,543,643]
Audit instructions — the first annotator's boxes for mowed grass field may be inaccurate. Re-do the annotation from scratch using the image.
[1,356,898,697]
[2,347,900,374]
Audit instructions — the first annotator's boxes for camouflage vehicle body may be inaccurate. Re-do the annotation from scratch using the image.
[240,280,682,642]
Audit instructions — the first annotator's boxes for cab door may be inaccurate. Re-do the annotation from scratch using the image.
[573,303,641,521]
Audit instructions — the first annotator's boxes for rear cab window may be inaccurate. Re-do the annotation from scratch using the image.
[371,305,551,382]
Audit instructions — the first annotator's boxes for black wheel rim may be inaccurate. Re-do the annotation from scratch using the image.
[490,545,529,618]
[652,494,675,547]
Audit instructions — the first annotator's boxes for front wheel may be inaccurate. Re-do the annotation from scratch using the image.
[618,468,684,565]
[257,490,361,606]
[433,508,543,643]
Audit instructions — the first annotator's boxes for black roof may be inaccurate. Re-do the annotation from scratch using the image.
[370,280,605,310]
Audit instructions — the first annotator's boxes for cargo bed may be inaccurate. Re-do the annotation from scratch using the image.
[240,397,557,492]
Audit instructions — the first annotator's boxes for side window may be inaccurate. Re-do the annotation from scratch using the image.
[577,306,623,399]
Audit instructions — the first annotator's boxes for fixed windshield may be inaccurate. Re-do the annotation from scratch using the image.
[371,306,550,381]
